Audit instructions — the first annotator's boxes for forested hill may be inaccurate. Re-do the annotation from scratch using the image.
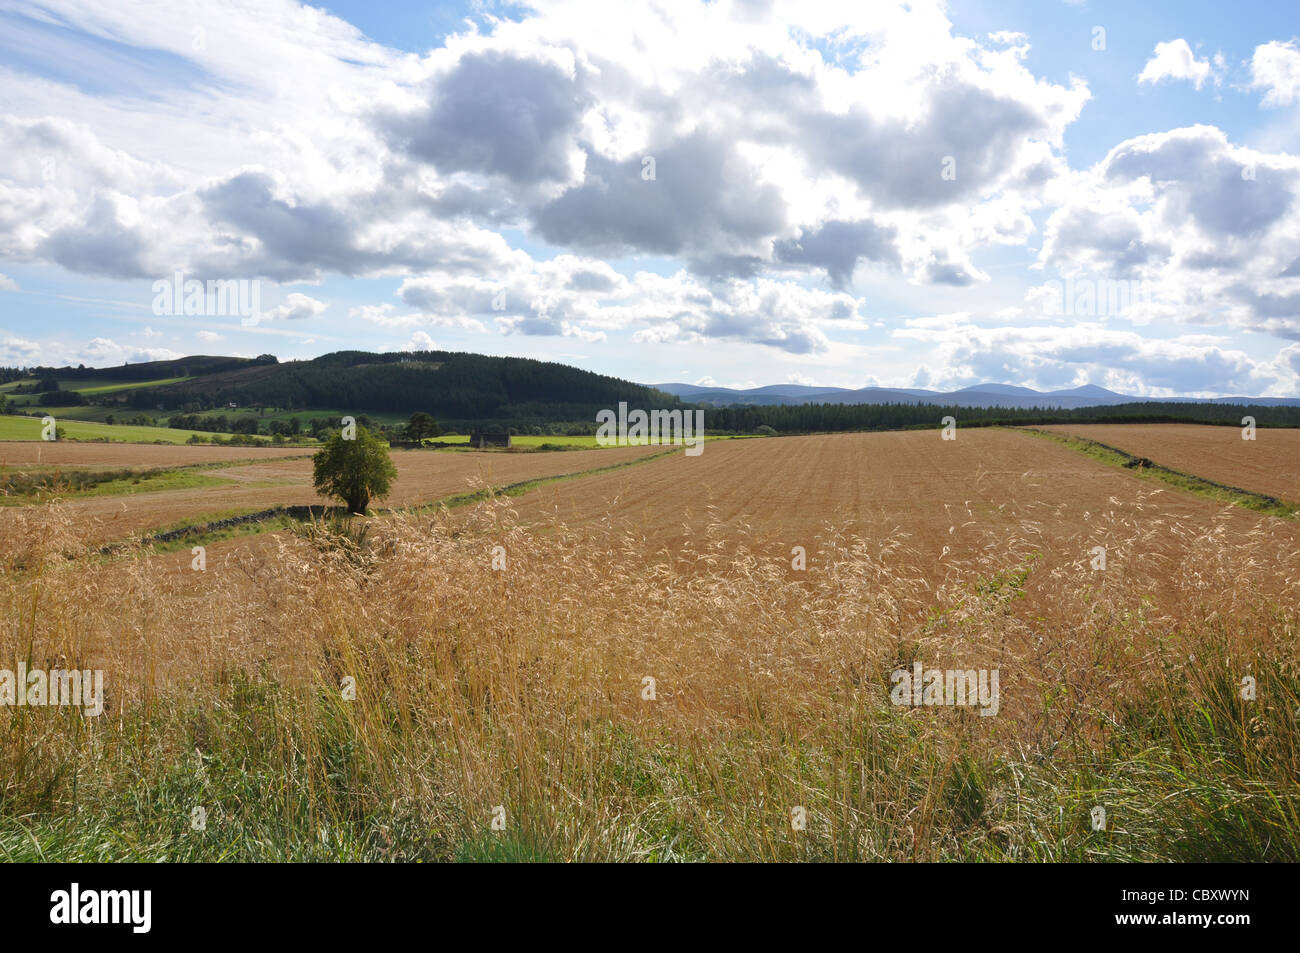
[23,350,682,420]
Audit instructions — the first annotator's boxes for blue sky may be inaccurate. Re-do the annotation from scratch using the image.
[1,0,1299,396]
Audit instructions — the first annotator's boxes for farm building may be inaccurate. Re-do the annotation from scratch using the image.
[470,430,511,448]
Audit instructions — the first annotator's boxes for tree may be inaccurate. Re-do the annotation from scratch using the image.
[403,411,441,441]
[312,426,397,514]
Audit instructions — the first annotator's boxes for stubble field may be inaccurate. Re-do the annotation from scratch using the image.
[1034,422,1300,503]
[0,442,667,543]
[2,426,1298,862]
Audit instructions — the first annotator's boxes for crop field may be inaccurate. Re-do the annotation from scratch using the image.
[1034,423,1300,503]
[0,441,310,468]
[436,433,738,449]
[435,433,605,448]
[0,414,232,444]
[3,424,1298,863]
[0,441,668,542]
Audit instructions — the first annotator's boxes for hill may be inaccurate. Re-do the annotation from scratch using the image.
[15,350,682,426]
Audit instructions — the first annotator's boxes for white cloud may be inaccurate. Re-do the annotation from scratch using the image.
[1138,39,1213,90]
[1250,40,1300,107]
[0,331,40,364]
[1035,126,1300,339]
[0,0,1086,297]
[0,273,16,291]
[67,337,184,366]
[261,293,327,321]
[351,302,486,332]
[197,330,223,343]
[0,0,1294,394]
[894,317,1294,397]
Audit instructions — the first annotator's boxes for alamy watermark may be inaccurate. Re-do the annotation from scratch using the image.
[890,664,1000,716]
[152,271,262,326]
[596,402,705,456]
[50,884,150,933]
[0,664,104,716]
[1040,277,1153,317]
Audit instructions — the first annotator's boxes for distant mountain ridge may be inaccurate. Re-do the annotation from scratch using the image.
[652,381,1300,409]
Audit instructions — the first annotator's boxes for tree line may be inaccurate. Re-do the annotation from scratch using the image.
[701,401,1300,433]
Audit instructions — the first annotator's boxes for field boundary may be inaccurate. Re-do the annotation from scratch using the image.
[106,444,683,552]
[1016,426,1300,519]
[1,453,316,502]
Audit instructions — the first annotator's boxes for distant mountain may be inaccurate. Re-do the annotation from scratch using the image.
[652,381,1300,409]
[746,384,852,397]
[653,382,851,405]
[953,383,1042,397]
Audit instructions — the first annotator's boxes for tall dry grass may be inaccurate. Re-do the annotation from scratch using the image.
[0,493,1297,861]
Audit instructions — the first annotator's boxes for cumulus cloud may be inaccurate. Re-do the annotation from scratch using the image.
[1138,39,1214,90]
[352,302,487,332]
[0,273,15,291]
[0,331,40,364]
[378,49,590,187]
[261,293,327,321]
[1037,126,1300,338]
[1,0,1298,390]
[40,194,150,278]
[772,219,900,289]
[0,0,1088,295]
[895,317,1294,397]
[532,131,788,266]
[1250,40,1300,107]
[69,337,184,366]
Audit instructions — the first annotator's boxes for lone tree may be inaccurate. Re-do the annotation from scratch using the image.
[312,425,397,514]
[403,411,441,442]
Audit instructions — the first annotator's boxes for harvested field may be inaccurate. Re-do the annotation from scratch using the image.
[0,443,667,543]
[152,428,1300,621]
[5,426,1299,862]
[0,441,312,468]
[1033,423,1300,503]
[486,429,1300,616]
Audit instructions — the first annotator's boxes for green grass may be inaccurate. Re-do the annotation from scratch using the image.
[55,376,191,396]
[0,466,233,503]
[0,414,256,444]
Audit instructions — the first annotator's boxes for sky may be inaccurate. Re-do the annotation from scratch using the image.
[1,0,1299,396]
